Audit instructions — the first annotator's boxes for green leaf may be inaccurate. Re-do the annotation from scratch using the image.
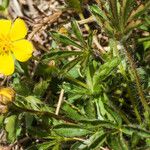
[42,50,83,62]
[122,125,150,138]
[73,131,106,150]
[71,20,85,45]
[108,135,124,150]
[60,56,83,74]
[119,133,129,150]
[86,62,95,92]
[36,142,56,150]
[52,144,60,150]
[89,5,114,35]
[89,5,108,21]
[4,115,19,142]
[85,131,107,149]
[80,119,117,129]
[87,32,93,49]
[84,99,96,119]
[127,2,150,23]
[11,78,32,96]
[0,0,9,10]
[143,40,150,50]
[53,124,92,137]
[51,31,83,49]
[109,0,119,27]
[33,79,49,97]
[131,132,140,148]
[93,57,120,85]
[104,104,122,126]
[121,0,134,25]
[62,103,86,121]
[71,142,84,150]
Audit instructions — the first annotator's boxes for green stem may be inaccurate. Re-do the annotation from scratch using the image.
[113,40,142,123]
[123,43,149,115]
[126,84,142,123]
[12,102,76,123]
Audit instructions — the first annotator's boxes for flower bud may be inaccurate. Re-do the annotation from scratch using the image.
[0,87,15,105]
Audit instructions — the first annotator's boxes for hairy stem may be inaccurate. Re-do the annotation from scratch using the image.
[123,43,149,115]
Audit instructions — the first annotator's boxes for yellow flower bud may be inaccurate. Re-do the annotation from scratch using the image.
[0,87,15,105]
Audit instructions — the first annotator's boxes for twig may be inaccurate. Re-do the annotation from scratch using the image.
[93,35,105,54]
[55,89,64,115]
[64,16,95,28]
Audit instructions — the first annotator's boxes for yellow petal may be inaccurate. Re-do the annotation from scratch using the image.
[0,19,11,35]
[10,18,28,41]
[12,39,33,62]
[0,53,14,75]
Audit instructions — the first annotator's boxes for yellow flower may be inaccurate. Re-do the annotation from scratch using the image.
[0,18,33,75]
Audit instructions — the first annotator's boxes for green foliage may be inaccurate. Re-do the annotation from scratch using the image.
[0,0,150,149]
[4,115,21,142]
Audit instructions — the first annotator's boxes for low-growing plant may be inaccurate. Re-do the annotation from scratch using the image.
[0,0,150,149]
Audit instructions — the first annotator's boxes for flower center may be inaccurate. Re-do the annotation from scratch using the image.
[0,34,13,55]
